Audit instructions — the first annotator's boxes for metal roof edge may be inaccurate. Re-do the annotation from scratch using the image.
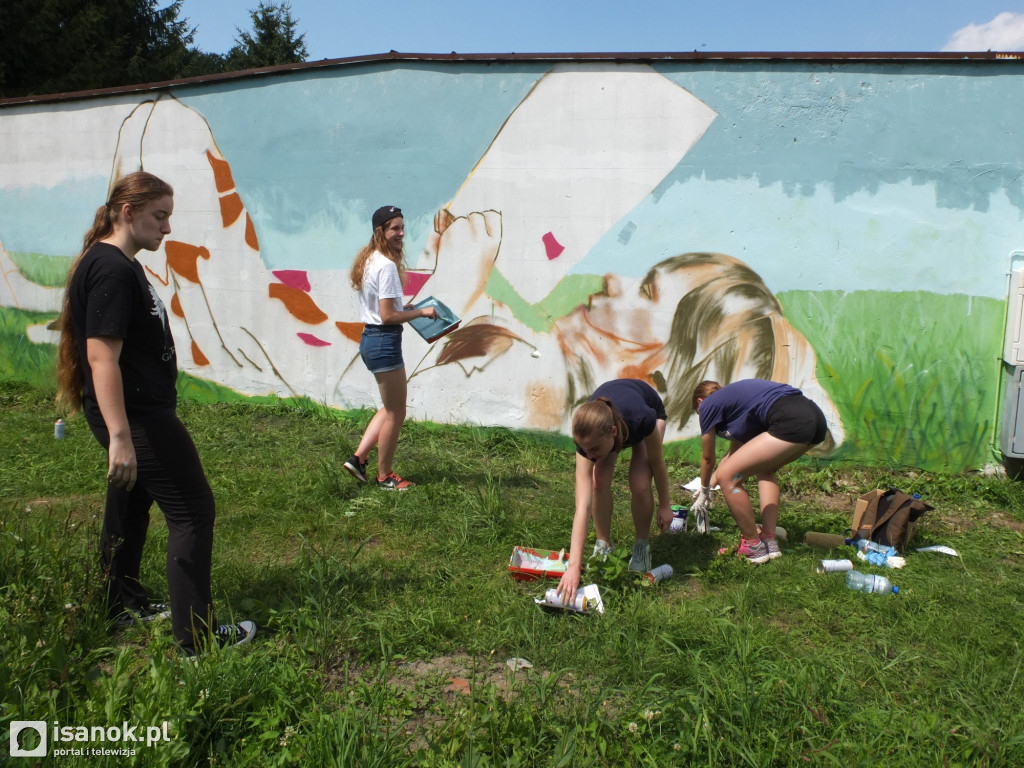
[2,49,1021,107]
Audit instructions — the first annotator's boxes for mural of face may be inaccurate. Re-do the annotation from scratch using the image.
[548,252,845,451]
[0,67,842,458]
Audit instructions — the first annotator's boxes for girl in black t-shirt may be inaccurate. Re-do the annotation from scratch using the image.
[56,171,253,656]
[557,379,674,605]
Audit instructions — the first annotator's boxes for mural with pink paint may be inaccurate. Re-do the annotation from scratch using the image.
[0,62,843,451]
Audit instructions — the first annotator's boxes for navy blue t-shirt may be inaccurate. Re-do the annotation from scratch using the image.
[574,379,667,458]
[69,242,178,427]
[697,379,800,444]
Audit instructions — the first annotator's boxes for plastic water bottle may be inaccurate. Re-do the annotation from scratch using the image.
[846,570,899,594]
[854,539,897,557]
[54,418,65,439]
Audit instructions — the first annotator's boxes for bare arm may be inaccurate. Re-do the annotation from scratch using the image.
[378,298,437,325]
[699,431,717,488]
[644,420,674,532]
[556,452,595,604]
[86,336,136,491]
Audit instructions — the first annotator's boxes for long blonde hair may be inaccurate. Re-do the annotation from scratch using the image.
[572,397,628,453]
[350,226,406,291]
[56,171,174,413]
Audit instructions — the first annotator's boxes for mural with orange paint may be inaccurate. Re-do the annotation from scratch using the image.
[0,63,845,452]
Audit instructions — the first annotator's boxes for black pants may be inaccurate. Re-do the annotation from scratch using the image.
[89,410,216,653]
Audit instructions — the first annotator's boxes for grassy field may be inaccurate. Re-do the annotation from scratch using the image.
[2,380,1023,767]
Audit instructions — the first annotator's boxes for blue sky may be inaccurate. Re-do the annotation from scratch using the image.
[176,1,1024,61]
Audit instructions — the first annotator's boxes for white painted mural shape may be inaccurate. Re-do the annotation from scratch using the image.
[0,63,844,451]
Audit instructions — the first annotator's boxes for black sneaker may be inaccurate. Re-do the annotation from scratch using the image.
[212,621,256,650]
[114,602,171,628]
[343,454,368,484]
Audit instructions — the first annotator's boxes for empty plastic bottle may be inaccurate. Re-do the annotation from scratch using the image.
[846,570,899,595]
[854,539,894,555]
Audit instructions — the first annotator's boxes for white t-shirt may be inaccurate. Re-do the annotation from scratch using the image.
[357,251,404,325]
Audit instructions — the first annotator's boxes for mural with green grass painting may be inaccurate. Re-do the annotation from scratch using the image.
[2,57,1020,473]
[2,287,1005,472]
[779,290,1004,472]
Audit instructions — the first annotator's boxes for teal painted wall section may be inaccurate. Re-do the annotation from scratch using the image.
[0,58,1019,471]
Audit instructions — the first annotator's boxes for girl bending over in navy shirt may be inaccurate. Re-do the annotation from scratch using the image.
[557,379,673,604]
[691,379,827,564]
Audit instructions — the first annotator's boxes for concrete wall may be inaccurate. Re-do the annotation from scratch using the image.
[2,56,1020,471]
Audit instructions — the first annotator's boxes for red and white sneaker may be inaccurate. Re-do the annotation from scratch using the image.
[377,472,415,491]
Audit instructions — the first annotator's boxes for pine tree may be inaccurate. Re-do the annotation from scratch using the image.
[226,2,309,71]
[0,0,199,98]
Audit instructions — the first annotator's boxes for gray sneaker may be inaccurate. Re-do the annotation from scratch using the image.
[591,539,613,561]
[737,538,771,564]
[628,539,651,572]
[760,535,783,560]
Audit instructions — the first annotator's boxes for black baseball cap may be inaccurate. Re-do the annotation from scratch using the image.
[372,205,402,230]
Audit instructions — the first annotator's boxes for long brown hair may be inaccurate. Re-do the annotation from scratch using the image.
[572,397,628,453]
[350,222,406,291]
[56,171,174,413]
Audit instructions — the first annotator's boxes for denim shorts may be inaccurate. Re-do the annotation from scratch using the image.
[360,324,405,374]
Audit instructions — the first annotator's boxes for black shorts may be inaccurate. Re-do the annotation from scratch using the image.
[765,394,828,445]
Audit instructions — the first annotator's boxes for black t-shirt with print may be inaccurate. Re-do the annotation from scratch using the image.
[69,242,178,427]
[575,379,667,457]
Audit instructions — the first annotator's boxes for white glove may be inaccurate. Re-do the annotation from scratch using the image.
[691,486,713,534]
[692,485,714,511]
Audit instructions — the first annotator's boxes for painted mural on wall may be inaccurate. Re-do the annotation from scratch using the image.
[2,60,1019,470]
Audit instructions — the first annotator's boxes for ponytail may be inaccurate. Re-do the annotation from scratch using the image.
[55,171,173,413]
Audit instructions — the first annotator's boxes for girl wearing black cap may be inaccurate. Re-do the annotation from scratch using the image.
[343,206,437,490]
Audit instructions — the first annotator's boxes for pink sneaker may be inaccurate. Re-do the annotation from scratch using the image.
[737,537,771,564]
[759,533,783,560]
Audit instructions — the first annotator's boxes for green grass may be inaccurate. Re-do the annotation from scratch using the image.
[2,380,1023,767]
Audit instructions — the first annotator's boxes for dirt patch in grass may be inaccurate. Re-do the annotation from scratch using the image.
[322,652,572,753]
[787,490,859,514]
[22,495,103,521]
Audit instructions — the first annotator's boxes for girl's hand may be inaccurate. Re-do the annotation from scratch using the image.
[420,306,438,319]
[556,563,581,606]
[106,435,137,491]
[656,503,674,532]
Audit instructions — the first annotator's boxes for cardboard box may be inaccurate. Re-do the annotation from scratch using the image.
[508,546,570,581]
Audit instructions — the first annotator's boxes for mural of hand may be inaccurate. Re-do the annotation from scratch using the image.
[415,209,502,320]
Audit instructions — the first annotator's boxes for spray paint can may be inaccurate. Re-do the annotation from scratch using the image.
[543,587,588,613]
[669,505,688,533]
[816,558,854,573]
[644,564,673,584]
[54,418,65,440]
